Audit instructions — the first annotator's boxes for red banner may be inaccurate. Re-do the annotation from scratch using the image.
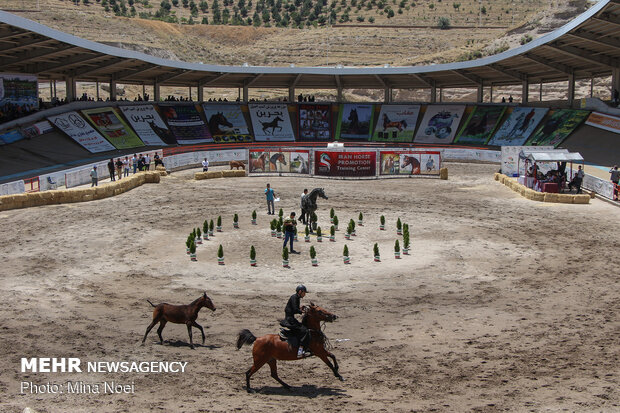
[314,151,376,177]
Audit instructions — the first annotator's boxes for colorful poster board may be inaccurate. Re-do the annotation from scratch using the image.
[379,150,441,175]
[159,104,213,144]
[500,145,553,176]
[82,107,145,149]
[202,104,252,143]
[526,109,590,147]
[119,105,174,146]
[0,129,23,145]
[372,105,420,142]
[298,104,331,141]
[21,120,53,139]
[248,103,295,141]
[585,111,620,134]
[314,150,376,177]
[0,73,38,110]
[455,106,506,145]
[335,104,374,140]
[488,107,549,146]
[248,150,309,173]
[48,111,116,153]
[414,105,466,144]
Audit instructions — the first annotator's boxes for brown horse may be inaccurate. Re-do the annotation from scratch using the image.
[236,302,343,392]
[250,153,267,172]
[142,292,216,349]
[230,160,246,170]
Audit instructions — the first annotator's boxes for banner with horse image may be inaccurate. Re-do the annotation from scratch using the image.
[119,105,175,146]
[248,103,295,141]
[372,105,420,142]
[159,104,213,144]
[379,151,441,176]
[414,105,466,144]
[202,104,253,143]
[526,109,590,147]
[48,111,116,153]
[454,106,506,145]
[298,104,332,141]
[314,150,376,177]
[248,149,310,174]
[335,104,374,140]
[488,107,549,146]
[82,107,145,149]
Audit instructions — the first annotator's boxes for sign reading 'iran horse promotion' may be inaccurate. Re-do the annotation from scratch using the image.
[248,149,310,174]
[48,111,116,153]
[119,105,175,146]
[379,150,441,176]
[249,103,295,141]
[314,151,376,177]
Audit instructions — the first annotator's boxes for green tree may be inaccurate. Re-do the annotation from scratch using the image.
[199,0,208,11]
[438,16,450,29]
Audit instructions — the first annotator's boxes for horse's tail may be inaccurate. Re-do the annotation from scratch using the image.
[146,299,157,307]
[236,329,257,350]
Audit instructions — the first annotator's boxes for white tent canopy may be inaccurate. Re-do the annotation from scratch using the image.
[519,149,584,163]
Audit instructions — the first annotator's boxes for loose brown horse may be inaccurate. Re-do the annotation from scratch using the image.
[142,292,216,349]
[236,302,343,392]
[229,160,245,170]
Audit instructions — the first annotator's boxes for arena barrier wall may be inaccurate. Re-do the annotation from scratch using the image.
[0,179,26,196]
[164,148,247,171]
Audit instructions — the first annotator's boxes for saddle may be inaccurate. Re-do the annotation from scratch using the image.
[278,320,310,349]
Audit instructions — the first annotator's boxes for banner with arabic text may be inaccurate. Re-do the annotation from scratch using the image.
[119,105,174,145]
[202,104,252,143]
[48,111,116,153]
[249,103,295,141]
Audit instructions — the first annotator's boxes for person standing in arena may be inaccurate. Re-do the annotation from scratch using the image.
[107,158,115,181]
[265,183,276,215]
[90,165,98,187]
[610,165,619,200]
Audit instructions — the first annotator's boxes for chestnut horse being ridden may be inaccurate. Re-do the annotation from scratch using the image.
[236,303,343,392]
[142,292,216,349]
[230,160,246,170]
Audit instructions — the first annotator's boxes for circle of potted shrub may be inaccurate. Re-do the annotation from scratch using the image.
[343,244,350,264]
[316,227,322,242]
[380,215,386,231]
[233,213,239,229]
[374,243,381,262]
[203,220,209,241]
[282,247,289,268]
[217,244,224,265]
[310,246,318,266]
[250,245,257,267]
[209,219,214,237]
[330,225,336,242]
[358,212,364,226]
[333,215,339,231]
[270,219,277,237]
[396,218,402,236]
[216,216,222,232]
[196,227,203,244]
[251,210,257,225]
[190,240,197,261]
[394,239,401,259]
[304,226,310,242]
[330,208,335,224]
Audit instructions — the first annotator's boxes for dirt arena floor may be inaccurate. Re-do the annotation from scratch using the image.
[1,162,619,413]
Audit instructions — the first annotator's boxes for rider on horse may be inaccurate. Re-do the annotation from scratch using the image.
[283,285,312,358]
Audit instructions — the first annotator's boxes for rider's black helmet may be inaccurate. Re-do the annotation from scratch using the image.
[296,284,308,293]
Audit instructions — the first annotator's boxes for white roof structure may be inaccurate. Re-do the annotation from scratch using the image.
[520,149,585,162]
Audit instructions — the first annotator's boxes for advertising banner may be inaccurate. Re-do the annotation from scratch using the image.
[488,107,549,146]
[48,111,116,153]
[314,150,376,177]
[249,103,295,141]
[0,129,24,145]
[500,145,553,176]
[379,151,441,175]
[119,105,175,146]
[298,104,331,141]
[414,105,466,144]
[335,103,374,140]
[21,120,54,139]
[0,73,38,112]
[455,106,506,145]
[585,111,620,134]
[248,150,310,174]
[526,109,590,147]
[82,107,145,149]
[372,105,420,142]
[202,104,252,143]
[159,104,213,144]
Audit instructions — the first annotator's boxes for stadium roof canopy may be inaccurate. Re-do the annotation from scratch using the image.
[0,0,619,91]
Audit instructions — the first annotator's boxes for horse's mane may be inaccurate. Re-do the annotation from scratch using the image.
[189,295,204,306]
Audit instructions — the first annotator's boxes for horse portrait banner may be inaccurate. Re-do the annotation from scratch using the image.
[526,109,590,147]
[379,151,441,176]
[335,104,374,140]
[119,105,175,146]
[314,150,376,177]
[414,105,466,144]
[202,104,252,143]
[488,107,549,146]
[82,107,145,149]
[372,105,420,142]
[48,111,116,153]
[159,104,213,144]
[248,104,295,141]
[298,104,331,141]
[454,106,506,145]
[248,149,309,174]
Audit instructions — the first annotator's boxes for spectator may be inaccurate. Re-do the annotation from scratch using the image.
[568,165,585,194]
[123,156,130,177]
[132,154,138,174]
[154,153,164,168]
[107,158,115,181]
[508,95,513,103]
[138,154,145,171]
[501,97,506,103]
[90,165,98,187]
[144,153,151,171]
[610,165,619,200]
[265,183,276,215]
[283,212,299,254]
[115,158,124,181]
[202,158,209,172]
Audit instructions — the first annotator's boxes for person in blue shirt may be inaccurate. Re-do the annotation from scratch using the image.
[265,183,276,215]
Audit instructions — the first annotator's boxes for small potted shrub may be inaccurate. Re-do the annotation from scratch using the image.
[196,227,203,244]
[380,215,385,231]
[310,245,318,266]
[233,213,239,229]
[316,226,322,242]
[396,218,402,235]
[358,212,364,226]
[330,225,336,242]
[186,235,192,254]
[333,215,339,231]
[203,220,209,241]
[250,245,257,266]
[217,244,224,265]
[304,226,310,242]
[311,212,318,231]
[282,247,290,268]
[330,207,335,223]
[251,210,257,225]
[276,221,282,238]
[345,222,352,240]
[190,239,197,261]
[343,244,350,264]
[209,219,214,236]
[270,219,277,237]
[374,243,380,262]
[278,208,283,218]
[394,239,401,259]
[403,232,410,255]
[216,216,222,232]
[350,219,356,236]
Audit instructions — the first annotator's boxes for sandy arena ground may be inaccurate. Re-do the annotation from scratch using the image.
[1,162,619,413]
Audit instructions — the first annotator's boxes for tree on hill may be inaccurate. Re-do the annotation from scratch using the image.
[199,0,208,11]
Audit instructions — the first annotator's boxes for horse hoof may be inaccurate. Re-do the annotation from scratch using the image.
[338,376,345,382]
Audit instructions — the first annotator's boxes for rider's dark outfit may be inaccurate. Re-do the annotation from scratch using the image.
[283,293,309,347]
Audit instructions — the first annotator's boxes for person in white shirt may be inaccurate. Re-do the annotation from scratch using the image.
[202,158,209,172]
[300,188,308,224]
[144,153,151,170]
